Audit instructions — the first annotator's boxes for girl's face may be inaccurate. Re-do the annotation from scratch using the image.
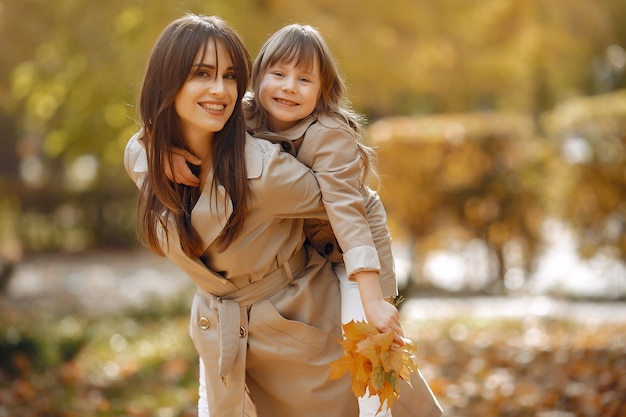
[258,58,321,132]
[175,39,238,151]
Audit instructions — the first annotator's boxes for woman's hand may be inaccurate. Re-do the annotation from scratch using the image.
[167,148,201,186]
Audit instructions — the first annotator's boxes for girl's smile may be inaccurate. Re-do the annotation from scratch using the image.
[258,60,320,132]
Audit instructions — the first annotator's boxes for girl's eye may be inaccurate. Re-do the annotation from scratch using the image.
[272,71,284,77]
[224,71,237,80]
[299,77,311,83]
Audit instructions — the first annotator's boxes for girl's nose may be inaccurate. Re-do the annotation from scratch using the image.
[281,76,296,92]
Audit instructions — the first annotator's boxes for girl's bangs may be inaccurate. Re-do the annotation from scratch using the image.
[268,36,317,71]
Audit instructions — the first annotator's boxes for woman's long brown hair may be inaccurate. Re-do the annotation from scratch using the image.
[137,14,251,257]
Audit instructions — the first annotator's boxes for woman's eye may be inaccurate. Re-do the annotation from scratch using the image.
[224,71,237,80]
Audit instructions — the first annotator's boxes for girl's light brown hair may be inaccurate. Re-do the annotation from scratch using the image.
[249,24,377,184]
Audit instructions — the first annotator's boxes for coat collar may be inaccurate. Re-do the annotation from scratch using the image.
[248,114,317,142]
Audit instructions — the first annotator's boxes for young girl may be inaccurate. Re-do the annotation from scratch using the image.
[247,24,400,417]
[174,24,441,417]
[125,14,361,417]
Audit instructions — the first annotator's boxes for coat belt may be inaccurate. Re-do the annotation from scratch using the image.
[197,245,308,379]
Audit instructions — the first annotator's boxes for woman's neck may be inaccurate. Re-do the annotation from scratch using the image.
[186,132,213,161]
[184,132,213,190]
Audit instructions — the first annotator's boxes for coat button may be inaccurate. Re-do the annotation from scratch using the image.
[239,326,247,338]
[280,141,291,152]
[324,243,334,254]
[198,317,210,330]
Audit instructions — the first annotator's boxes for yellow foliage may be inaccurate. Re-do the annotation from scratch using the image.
[330,320,419,413]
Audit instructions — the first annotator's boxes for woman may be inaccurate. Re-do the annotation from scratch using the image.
[124,14,358,417]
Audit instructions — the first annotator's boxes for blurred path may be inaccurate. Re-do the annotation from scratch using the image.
[402,296,626,324]
[2,249,192,316]
[2,249,626,324]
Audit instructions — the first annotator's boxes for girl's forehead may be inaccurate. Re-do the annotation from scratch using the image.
[270,54,318,72]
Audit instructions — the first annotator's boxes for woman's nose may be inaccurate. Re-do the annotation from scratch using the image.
[209,77,225,94]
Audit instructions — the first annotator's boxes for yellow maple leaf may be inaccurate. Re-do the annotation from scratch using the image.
[329,320,419,412]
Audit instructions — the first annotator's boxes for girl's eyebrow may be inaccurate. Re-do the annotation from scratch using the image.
[270,62,315,75]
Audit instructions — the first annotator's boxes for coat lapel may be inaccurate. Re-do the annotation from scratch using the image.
[191,177,232,252]
[190,135,263,252]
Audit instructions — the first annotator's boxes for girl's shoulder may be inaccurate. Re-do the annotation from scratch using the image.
[314,113,349,129]
[309,113,356,137]
[245,133,300,179]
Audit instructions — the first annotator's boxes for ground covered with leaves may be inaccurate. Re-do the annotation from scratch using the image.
[406,313,626,417]
[1,294,624,417]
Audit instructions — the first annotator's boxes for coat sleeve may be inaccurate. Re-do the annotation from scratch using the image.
[124,132,148,189]
[255,139,328,222]
[298,121,380,279]
[363,189,398,298]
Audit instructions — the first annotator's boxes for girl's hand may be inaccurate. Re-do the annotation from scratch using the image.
[167,148,201,186]
[363,298,405,345]
[354,270,405,345]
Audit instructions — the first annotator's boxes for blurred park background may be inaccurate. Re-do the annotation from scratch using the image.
[1,0,625,416]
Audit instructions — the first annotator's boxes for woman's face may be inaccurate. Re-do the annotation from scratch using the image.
[175,39,238,148]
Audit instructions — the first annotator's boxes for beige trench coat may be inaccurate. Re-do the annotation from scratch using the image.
[125,133,358,417]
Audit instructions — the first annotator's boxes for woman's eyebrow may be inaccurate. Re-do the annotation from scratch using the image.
[191,63,216,69]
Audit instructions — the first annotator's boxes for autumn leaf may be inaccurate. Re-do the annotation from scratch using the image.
[330,320,419,412]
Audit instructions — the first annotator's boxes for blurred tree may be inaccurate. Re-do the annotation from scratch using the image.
[0,0,161,252]
[0,0,624,257]
[367,113,551,292]
[541,89,626,262]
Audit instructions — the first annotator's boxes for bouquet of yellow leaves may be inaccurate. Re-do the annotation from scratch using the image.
[329,319,419,413]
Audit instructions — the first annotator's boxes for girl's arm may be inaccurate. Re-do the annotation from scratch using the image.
[300,119,402,340]
[355,269,405,344]
[125,134,202,187]
[363,189,398,299]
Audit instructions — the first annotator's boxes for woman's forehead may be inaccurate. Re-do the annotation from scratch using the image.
[194,39,234,67]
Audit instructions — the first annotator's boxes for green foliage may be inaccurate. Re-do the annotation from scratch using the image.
[0,297,198,417]
[0,315,88,376]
